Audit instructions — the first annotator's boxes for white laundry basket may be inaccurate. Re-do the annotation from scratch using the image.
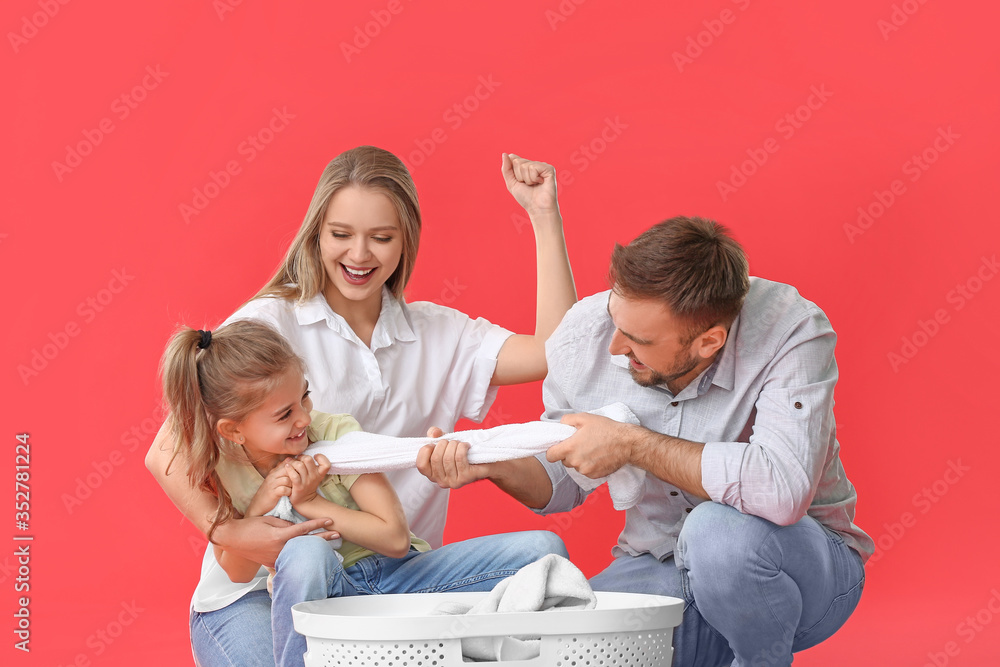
[292,591,684,666]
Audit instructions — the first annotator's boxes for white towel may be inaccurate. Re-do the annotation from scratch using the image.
[304,403,647,510]
[264,495,308,523]
[561,404,647,511]
[433,554,596,661]
[264,496,344,551]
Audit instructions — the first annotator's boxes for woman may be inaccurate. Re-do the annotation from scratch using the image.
[145,146,576,665]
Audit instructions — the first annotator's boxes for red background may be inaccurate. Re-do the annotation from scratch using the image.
[4,1,999,665]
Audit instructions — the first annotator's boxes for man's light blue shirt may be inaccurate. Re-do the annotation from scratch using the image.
[537,277,874,563]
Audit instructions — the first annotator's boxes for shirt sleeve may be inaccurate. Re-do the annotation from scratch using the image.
[461,320,514,422]
[530,317,591,516]
[701,308,838,526]
[221,296,286,330]
[329,474,361,492]
[413,302,513,424]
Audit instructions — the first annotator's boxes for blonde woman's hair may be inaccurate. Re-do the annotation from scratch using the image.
[159,320,304,542]
[256,145,421,303]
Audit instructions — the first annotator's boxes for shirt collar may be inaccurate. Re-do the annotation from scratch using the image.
[373,288,417,347]
[293,287,417,346]
[609,353,630,370]
[294,292,338,327]
[709,312,739,392]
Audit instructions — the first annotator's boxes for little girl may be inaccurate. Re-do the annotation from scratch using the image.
[160,320,567,667]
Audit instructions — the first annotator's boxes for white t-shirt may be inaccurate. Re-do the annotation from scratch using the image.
[191,287,512,613]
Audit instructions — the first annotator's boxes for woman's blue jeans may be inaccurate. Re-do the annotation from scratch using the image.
[589,502,866,667]
[191,530,567,667]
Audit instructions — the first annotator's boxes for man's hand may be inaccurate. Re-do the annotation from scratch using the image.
[213,515,339,569]
[502,153,560,220]
[416,427,492,489]
[546,413,637,478]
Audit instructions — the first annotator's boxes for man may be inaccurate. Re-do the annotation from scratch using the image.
[418,216,872,667]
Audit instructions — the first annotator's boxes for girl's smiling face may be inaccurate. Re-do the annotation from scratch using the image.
[224,367,313,472]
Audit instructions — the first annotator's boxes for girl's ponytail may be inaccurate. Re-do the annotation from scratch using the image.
[161,329,219,487]
[159,321,303,541]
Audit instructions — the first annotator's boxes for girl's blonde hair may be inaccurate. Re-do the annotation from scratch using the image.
[256,145,421,303]
[159,320,304,541]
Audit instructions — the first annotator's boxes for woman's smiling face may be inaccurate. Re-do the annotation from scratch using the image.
[319,186,403,310]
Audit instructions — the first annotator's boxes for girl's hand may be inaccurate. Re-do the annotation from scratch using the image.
[247,461,293,516]
[287,454,332,507]
[502,153,560,220]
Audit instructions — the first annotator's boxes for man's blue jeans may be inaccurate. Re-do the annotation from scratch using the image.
[190,530,566,667]
[589,502,865,667]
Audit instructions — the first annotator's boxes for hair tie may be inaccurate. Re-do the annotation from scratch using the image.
[196,330,212,349]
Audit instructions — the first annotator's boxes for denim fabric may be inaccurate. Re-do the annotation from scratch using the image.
[589,502,864,667]
[193,530,565,667]
[191,589,274,667]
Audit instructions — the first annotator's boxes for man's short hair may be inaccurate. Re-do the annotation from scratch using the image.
[608,216,750,341]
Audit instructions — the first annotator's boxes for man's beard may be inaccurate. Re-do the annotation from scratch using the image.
[627,350,700,389]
